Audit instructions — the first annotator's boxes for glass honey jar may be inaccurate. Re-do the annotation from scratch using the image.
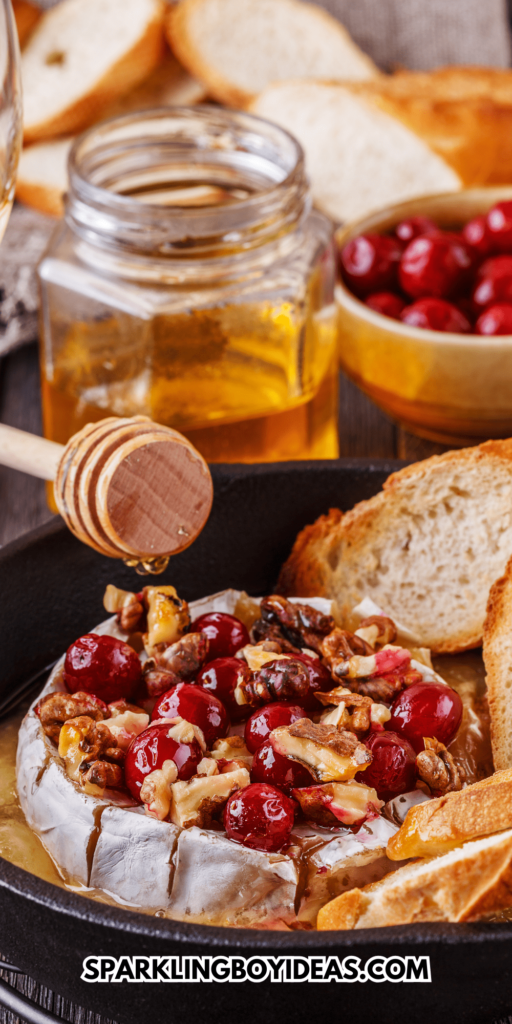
[38,107,338,463]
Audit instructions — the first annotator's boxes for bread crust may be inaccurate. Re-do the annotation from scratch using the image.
[318,828,512,930]
[483,557,512,771]
[23,2,166,144]
[387,770,512,861]
[15,179,64,217]
[12,0,40,48]
[277,438,512,654]
[167,0,377,108]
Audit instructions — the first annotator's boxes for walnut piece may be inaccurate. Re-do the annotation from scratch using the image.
[140,759,178,819]
[58,716,122,782]
[103,585,145,633]
[142,658,182,698]
[154,632,209,678]
[143,585,190,650]
[35,691,107,743]
[316,686,373,734]
[354,615,397,650]
[169,767,250,828]
[235,658,310,708]
[79,760,124,790]
[292,781,383,827]
[251,595,334,654]
[271,719,372,782]
[416,737,466,794]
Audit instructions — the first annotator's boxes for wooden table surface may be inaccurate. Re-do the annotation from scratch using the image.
[0,342,504,1024]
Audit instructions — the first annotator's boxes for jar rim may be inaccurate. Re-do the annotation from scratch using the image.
[66,106,310,258]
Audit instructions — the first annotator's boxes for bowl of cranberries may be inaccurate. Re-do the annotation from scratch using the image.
[336,187,512,445]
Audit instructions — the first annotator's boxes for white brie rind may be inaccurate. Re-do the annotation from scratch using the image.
[170,827,299,929]
[89,805,179,909]
[296,816,398,924]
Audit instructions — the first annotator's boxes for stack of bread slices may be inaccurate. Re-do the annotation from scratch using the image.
[275,437,512,928]
[16,0,512,223]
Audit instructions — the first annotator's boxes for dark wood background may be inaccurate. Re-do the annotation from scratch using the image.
[0,344,503,1024]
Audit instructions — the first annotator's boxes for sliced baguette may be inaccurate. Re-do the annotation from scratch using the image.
[250,81,461,224]
[167,0,378,109]
[317,828,512,929]
[16,52,206,218]
[483,558,512,771]
[277,438,512,654]
[21,0,166,144]
[387,770,512,861]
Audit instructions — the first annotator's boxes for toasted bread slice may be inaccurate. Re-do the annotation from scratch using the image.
[16,51,206,218]
[167,0,378,109]
[250,81,461,224]
[387,770,512,861]
[12,0,40,47]
[317,828,512,930]
[21,0,166,144]
[483,560,512,771]
[277,439,512,654]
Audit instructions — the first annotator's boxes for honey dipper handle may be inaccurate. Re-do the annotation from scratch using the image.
[0,424,64,481]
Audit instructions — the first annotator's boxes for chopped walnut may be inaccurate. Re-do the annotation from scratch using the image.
[154,632,209,678]
[103,585,145,633]
[354,615,397,650]
[316,687,373,735]
[271,719,372,782]
[142,658,182,698]
[250,620,300,653]
[140,759,178,819]
[79,760,124,790]
[169,767,250,828]
[251,595,334,655]
[416,737,466,795]
[235,658,310,707]
[35,691,107,743]
[292,781,383,827]
[58,715,123,783]
[143,585,190,650]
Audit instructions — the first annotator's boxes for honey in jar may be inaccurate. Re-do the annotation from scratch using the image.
[38,108,338,464]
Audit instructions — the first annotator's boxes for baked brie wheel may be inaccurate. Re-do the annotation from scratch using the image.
[17,586,471,929]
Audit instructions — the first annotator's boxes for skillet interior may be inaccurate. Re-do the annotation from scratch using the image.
[2,459,512,1024]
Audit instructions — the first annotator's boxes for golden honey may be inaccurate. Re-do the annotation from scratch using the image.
[38,108,339,465]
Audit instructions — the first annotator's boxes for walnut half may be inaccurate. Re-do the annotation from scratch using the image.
[416,737,466,795]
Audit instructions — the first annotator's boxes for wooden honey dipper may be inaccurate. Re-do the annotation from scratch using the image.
[0,416,213,573]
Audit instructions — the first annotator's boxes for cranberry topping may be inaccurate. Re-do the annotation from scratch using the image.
[388,682,463,753]
[190,612,249,660]
[399,234,473,299]
[472,255,512,311]
[400,297,470,333]
[63,633,142,704]
[394,216,437,243]
[476,302,512,335]
[224,782,296,852]
[365,291,406,319]
[251,739,315,795]
[196,656,252,721]
[244,702,305,754]
[151,682,229,748]
[462,215,494,258]
[340,234,403,297]
[125,723,202,801]
[486,200,512,252]
[356,730,416,802]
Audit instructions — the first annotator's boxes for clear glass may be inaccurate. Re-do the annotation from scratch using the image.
[0,0,22,241]
[38,107,338,463]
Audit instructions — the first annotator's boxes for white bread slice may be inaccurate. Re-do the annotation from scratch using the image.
[167,0,378,109]
[16,139,72,217]
[483,559,512,771]
[277,439,512,654]
[250,81,461,224]
[16,52,206,218]
[317,827,512,929]
[21,0,166,144]
[387,770,512,861]
[12,0,40,48]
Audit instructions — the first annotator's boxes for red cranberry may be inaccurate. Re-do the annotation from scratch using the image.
[472,256,512,310]
[340,234,403,297]
[190,613,249,660]
[400,297,470,333]
[291,653,332,711]
[63,634,142,704]
[356,731,416,802]
[486,200,512,252]
[125,723,202,801]
[388,682,463,753]
[224,782,296,852]
[151,682,229,748]
[463,215,494,257]
[365,291,406,319]
[196,656,252,721]
[399,234,473,299]
[476,303,512,336]
[245,702,306,754]
[394,216,437,243]
[251,740,315,794]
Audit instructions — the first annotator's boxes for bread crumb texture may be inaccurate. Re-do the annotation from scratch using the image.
[278,439,512,653]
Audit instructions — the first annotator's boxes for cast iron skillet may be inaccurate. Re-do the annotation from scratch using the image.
[1,461,511,1024]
